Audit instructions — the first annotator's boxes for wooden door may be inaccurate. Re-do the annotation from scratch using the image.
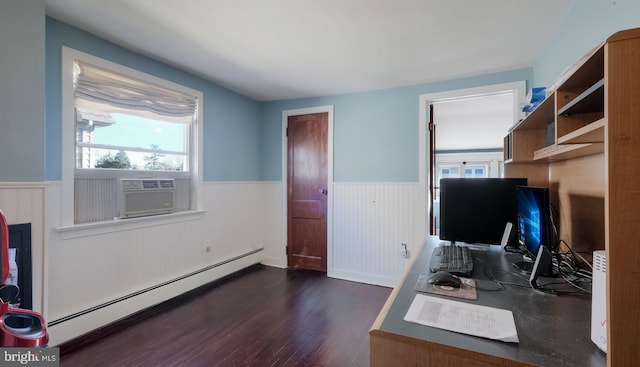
[287,112,328,272]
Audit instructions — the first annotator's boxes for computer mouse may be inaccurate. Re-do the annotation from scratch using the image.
[427,271,461,288]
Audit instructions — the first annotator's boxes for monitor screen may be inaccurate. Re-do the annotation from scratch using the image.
[439,178,527,245]
[516,186,554,256]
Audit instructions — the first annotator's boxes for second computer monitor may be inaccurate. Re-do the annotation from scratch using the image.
[516,186,554,256]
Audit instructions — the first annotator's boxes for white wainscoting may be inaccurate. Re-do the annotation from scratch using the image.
[0,182,47,313]
[259,181,287,268]
[258,181,427,287]
[46,181,266,346]
[331,182,426,287]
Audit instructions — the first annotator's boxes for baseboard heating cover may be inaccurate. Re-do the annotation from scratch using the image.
[48,248,263,326]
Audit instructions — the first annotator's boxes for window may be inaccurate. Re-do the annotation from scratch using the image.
[464,165,487,178]
[76,111,190,172]
[436,163,487,182]
[62,47,203,225]
[438,165,460,181]
[73,60,195,173]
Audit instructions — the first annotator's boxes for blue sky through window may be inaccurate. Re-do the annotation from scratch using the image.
[93,113,185,152]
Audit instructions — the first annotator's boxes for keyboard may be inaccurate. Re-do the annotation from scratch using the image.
[429,244,473,275]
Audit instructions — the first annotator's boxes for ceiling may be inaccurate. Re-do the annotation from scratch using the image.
[45,0,574,101]
[435,92,514,151]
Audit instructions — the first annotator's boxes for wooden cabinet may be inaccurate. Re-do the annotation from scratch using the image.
[505,27,640,367]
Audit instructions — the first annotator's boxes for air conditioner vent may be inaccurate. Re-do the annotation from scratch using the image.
[159,180,175,189]
[119,179,175,218]
[142,180,160,189]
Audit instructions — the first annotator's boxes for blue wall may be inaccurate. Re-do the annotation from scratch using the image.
[45,18,261,181]
[534,0,640,87]
[0,0,45,181]
[259,68,532,182]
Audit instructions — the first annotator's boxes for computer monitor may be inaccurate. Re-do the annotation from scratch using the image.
[514,186,555,274]
[439,178,528,245]
[516,186,554,255]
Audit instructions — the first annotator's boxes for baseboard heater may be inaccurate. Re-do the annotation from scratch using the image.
[49,248,263,327]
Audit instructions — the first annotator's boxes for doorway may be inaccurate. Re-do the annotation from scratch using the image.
[420,81,526,235]
[282,106,334,272]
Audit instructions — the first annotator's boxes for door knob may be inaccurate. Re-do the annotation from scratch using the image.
[318,188,328,195]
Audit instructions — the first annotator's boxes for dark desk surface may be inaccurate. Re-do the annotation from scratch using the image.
[378,236,606,367]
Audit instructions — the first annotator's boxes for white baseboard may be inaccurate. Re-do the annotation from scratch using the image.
[329,268,398,288]
[261,256,287,269]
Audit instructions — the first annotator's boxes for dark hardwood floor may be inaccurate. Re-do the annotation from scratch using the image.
[60,265,391,367]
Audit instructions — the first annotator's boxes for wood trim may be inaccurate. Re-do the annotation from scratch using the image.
[607,27,640,43]
[605,35,640,367]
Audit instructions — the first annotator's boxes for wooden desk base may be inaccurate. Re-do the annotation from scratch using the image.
[370,330,537,367]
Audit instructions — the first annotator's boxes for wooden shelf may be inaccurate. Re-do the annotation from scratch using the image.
[533,142,604,161]
[553,47,605,98]
[557,118,605,144]
[514,93,555,131]
[557,79,604,116]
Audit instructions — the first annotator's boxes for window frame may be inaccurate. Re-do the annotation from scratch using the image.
[60,47,203,228]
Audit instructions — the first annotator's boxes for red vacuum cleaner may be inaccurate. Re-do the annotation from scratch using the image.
[0,210,48,346]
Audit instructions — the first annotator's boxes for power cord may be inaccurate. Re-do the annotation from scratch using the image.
[533,240,592,295]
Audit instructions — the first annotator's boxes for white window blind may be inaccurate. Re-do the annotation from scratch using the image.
[73,60,197,119]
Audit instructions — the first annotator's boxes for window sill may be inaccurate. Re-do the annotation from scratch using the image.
[54,210,206,240]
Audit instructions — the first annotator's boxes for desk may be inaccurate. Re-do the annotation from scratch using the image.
[369,236,607,367]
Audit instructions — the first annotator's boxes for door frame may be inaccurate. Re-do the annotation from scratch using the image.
[281,105,334,273]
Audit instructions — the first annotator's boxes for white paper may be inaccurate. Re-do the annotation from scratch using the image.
[403,294,519,343]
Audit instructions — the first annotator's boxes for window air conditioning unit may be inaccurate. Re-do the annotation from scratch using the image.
[119,179,175,218]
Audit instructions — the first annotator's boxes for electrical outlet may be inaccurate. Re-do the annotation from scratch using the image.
[401,243,409,258]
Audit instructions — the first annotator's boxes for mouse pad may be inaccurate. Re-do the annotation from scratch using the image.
[414,273,477,300]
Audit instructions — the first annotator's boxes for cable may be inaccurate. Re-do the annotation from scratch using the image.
[476,256,532,290]
[471,257,504,291]
[528,239,594,295]
[558,239,593,271]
